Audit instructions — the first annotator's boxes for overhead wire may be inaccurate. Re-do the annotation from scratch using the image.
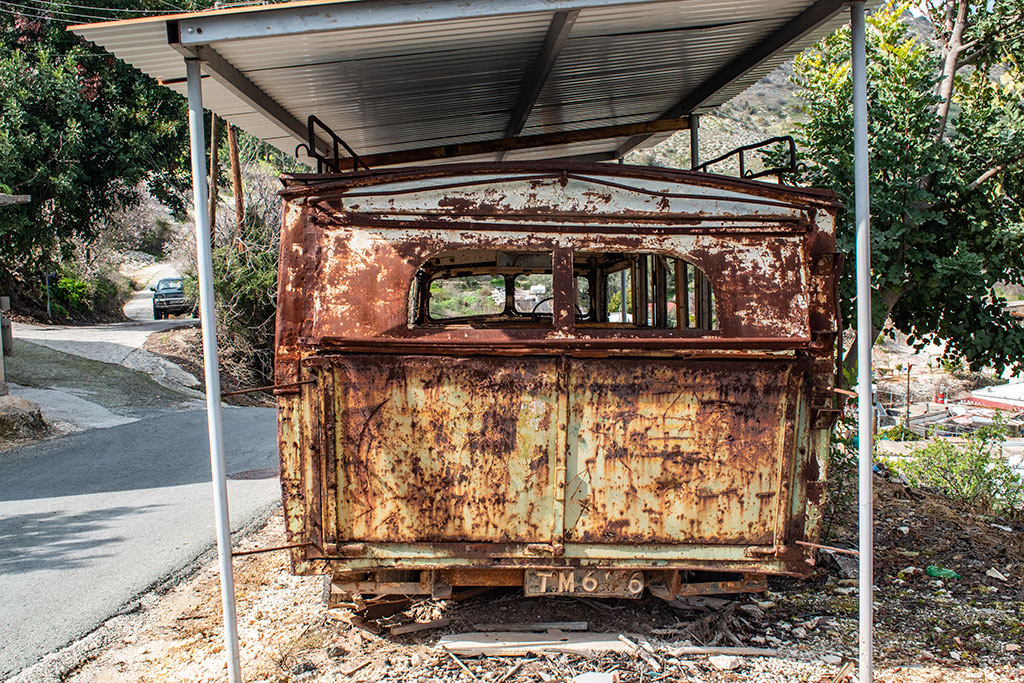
[2,1,114,21]
[150,0,187,11]
[25,0,172,14]
[0,6,76,22]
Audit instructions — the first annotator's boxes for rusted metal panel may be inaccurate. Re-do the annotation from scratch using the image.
[564,359,794,545]
[294,228,812,345]
[324,354,559,543]
[273,162,841,585]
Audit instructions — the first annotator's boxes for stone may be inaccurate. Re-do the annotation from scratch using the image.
[708,655,740,671]
[0,394,47,439]
[822,654,842,665]
[986,568,1008,582]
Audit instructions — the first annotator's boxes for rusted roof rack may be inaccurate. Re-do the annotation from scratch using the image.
[695,136,801,183]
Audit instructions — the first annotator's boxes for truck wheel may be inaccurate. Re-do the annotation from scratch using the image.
[153,307,162,320]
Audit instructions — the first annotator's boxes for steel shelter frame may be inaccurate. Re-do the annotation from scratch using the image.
[181,5,874,682]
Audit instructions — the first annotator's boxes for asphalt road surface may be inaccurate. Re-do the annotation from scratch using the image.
[0,406,280,679]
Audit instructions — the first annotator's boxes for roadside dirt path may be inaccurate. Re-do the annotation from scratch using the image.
[12,320,202,399]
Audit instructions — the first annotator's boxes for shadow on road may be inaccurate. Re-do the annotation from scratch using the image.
[0,505,162,575]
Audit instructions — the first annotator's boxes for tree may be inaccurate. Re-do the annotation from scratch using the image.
[791,1,1024,375]
[0,3,199,296]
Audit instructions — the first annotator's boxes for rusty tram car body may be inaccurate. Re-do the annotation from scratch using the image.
[275,162,842,600]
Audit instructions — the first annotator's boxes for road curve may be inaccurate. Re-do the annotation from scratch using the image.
[0,406,280,679]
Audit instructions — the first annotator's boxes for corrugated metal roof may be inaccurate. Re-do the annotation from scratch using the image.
[69,0,859,167]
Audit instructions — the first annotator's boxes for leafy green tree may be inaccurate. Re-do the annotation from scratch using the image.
[791,1,1024,375]
[0,3,200,295]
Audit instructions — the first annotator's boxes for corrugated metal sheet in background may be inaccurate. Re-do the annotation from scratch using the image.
[70,0,862,165]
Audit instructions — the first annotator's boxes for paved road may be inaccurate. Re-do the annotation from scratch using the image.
[0,407,281,679]
[14,320,202,397]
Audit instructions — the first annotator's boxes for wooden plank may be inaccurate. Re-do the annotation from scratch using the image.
[474,622,589,632]
[439,631,642,656]
[666,646,780,658]
[390,618,450,635]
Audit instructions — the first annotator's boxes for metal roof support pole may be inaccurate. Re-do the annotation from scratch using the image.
[185,57,243,683]
[690,114,700,169]
[851,2,873,681]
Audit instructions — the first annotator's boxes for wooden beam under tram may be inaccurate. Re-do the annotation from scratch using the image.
[353,116,692,168]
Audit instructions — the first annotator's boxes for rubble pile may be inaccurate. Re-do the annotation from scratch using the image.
[47,472,1023,683]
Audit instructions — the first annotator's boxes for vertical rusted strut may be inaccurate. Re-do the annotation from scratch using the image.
[653,256,668,327]
[674,258,688,329]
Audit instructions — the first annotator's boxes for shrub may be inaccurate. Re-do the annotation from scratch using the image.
[53,274,90,312]
[892,419,1024,517]
[48,266,132,320]
[879,424,922,441]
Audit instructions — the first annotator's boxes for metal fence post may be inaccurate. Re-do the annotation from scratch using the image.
[851,2,874,681]
[185,57,243,683]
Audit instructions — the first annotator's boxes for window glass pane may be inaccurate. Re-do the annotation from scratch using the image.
[428,275,504,319]
[514,274,553,314]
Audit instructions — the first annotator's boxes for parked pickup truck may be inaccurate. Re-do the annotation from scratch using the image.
[150,278,192,320]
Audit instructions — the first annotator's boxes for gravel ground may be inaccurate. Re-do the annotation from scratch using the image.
[39,475,1023,683]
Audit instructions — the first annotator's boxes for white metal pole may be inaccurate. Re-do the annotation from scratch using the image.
[850,3,873,681]
[689,113,700,170]
[185,57,243,683]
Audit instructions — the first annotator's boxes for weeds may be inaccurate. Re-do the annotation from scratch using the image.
[823,411,858,540]
[891,418,1024,518]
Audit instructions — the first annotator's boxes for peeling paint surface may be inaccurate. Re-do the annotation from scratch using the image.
[274,162,842,582]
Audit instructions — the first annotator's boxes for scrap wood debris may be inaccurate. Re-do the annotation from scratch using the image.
[36,475,1024,683]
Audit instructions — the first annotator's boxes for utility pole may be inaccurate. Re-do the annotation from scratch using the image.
[0,194,28,395]
[0,297,11,396]
[905,364,913,428]
[227,124,245,251]
[208,113,219,245]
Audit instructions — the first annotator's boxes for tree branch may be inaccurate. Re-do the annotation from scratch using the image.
[968,151,1024,190]
[933,0,969,145]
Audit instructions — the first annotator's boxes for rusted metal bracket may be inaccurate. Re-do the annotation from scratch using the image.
[231,541,311,557]
[649,573,768,601]
[795,540,859,557]
[221,379,314,397]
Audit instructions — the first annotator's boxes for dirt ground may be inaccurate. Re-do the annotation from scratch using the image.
[43,470,1022,683]
[143,326,273,407]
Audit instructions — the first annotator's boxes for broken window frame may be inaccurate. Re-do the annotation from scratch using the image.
[411,248,717,332]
